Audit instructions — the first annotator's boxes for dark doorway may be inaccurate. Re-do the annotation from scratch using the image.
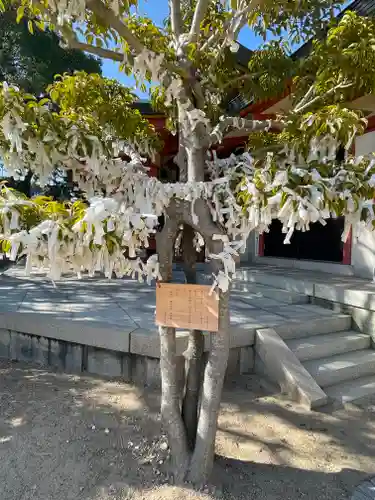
[263,217,345,263]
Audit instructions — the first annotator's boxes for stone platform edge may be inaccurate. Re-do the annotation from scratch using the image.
[237,267,375,340]
[0,312,256,386]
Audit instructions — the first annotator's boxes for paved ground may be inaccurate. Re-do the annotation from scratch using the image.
[352,478,375,499]
[0,265,338,335]
[1,361,375,500]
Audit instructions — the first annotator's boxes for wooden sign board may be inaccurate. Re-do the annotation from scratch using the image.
[156,283,219,332]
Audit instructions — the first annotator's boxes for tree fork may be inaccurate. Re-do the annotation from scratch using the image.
[175,200,231,485]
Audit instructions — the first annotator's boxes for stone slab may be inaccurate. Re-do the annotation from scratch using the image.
[0,288,28,312]
[225,348,240,381]
[229,326,256,348]
[145,357,161,388]
[131,356,148,385]
[325,374,375,404]
[271,304,335,320]
[241,296,284,309]
[303,349,375,387]
[32,335,50,366]
[352,479,375,499]
[276,314,352,340]
[254,327,328,409]
[86,347,123,377]
[63,343,84,372]
[232,283,308,305]
[0,328,10,358]
[49,339,67,370]
[231,309,285,326]
[10,332,34,362]
[239,346,255,374]
[0,312,134,352]
[130,329,210,358]
[314,283,375,312]
[70,304,132,325]
[229,297,257,310]
[237,270,315,296]
[311,300,375,340]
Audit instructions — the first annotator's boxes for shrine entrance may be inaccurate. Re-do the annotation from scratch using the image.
[263,217,345,263]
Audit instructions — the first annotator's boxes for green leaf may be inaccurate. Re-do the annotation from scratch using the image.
[38,98,50,106]
[16,6,25,24]
[35,20,46,31]
[27,20,34,34]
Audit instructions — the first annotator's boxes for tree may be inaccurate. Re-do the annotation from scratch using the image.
[0,7,101,95]
[1,0,375,487]
[0,5,102,197]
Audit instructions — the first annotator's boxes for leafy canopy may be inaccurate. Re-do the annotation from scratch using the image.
[0,0,375,287]
[0,6,101,95]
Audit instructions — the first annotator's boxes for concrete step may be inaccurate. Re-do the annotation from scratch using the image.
[235,268,315,295]
[303,350,375,387]
[232,281,309,304]
[277,313,352,340]
[324,374,375,404]
[287,331,371,362]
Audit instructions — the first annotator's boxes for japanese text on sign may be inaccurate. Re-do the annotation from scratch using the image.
[155,283,219,332]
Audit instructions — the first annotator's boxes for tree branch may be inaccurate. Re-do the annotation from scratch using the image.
[293,82,315,111]
[86,0,145,54]
[199,0,257,52]
[61,29,123,62]
[293,82,353,114]
[210,116,284,144]
[169,0,182,39]
[189,0,210,41]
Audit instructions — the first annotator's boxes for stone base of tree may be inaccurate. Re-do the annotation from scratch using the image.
[0,328,255,386]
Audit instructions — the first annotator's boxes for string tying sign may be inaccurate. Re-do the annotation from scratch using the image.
[155,283,219,332]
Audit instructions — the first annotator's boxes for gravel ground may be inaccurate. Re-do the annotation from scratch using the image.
[0,360,375,500]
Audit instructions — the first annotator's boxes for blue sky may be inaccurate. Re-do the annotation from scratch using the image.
[101,0,265,98]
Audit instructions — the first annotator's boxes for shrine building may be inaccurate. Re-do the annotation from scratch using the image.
[138,0,375,280]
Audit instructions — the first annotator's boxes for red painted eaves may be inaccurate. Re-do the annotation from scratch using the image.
[240,86,291,118]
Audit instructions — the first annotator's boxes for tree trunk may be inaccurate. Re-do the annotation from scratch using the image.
[180,197,231,486]
[156,214,190,481]
[187,288,230,485]
[181,225,205,450]
[155,146,232,485]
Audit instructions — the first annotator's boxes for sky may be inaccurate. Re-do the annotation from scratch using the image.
[101,0,265,98]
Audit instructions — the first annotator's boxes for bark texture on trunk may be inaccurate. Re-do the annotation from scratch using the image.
[156,215,190,481]
[156,175,231,485]
[181,225,205,450]
[186,147,205,182]
[182,329,205,450]
[179,198,231,485]
[187,289,230,485]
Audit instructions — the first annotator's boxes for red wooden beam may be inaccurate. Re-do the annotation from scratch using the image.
[366,115,375,132]
[258,233,265,256]
[240,86,291,118]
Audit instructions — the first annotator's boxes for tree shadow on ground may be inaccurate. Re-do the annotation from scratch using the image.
[0,362,373,500]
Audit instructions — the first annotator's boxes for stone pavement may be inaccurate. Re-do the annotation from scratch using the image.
[0,264,347,387]
[352,478,375,499]
[0,264,337,335]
